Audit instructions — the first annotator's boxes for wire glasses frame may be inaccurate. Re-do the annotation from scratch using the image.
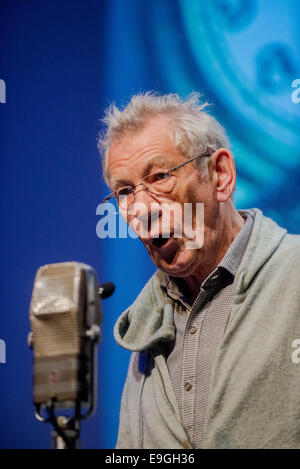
[101,151,212,207]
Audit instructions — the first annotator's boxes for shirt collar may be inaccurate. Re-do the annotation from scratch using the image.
[218,209,255,276]
[161,209,255,304]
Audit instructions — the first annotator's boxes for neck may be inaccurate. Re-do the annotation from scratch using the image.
[183,203,245,303]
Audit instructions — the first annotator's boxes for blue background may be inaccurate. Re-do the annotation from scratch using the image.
[0,0,299,448]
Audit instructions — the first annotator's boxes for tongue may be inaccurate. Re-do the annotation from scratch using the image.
[162,241,178,264]
[151,235,178,264]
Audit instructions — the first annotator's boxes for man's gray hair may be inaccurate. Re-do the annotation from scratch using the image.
[98,92,231,185]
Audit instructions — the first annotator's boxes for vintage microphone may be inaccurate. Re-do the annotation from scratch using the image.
[28,262,115,449]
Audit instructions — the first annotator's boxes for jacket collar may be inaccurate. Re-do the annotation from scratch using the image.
[234,208,286,294]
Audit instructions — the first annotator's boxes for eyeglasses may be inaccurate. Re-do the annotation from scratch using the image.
[101,152,212,214]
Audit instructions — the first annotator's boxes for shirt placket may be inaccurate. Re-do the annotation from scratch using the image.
[180,289,209,447]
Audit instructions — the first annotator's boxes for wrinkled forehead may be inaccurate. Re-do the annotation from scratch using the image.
[106,118,183,186]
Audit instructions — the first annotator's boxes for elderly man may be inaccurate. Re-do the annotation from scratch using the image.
[98,92,300,449]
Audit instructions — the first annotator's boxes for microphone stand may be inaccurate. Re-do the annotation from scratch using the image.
[34,399,82,449]
[51,417,80,449]
[35,391,95,449]
[50,403,81,449]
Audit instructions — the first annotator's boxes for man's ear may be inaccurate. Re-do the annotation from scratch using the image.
[210,148,236,202]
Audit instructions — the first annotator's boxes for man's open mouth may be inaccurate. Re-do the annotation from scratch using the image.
[151,234,173,249]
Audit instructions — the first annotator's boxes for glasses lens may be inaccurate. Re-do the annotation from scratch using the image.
[147,171,175,194]
[117,186,134,198]
[117,186,134,211]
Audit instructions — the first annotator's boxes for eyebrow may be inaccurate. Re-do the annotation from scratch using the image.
[142,155,170,176]
[109,176,132,192]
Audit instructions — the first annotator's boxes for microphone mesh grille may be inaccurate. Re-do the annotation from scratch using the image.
[30,263,87,358]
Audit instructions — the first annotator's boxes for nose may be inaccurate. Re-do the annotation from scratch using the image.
[131,185,153,223]
[128,185,161,238]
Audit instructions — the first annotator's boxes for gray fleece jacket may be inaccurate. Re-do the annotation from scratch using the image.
[114,208,300,449]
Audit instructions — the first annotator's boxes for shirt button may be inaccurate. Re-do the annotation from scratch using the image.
[184,382,192,391]
[189,326,197,334]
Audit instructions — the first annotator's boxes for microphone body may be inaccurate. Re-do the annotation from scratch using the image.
[29,262,101,410]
